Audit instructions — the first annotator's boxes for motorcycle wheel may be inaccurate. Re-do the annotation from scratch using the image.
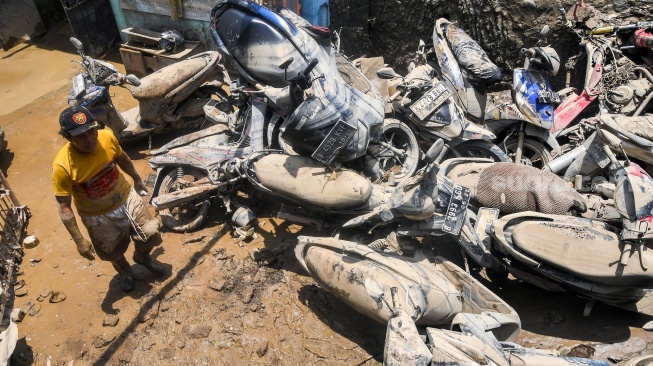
[375,119,420,185]
[158,168,210,233]
[449,140,510,162]
[502,138,552,169]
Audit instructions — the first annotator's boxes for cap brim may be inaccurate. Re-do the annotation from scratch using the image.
[68,121,99,137]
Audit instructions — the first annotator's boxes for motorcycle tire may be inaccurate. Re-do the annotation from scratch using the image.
[449,140,510,162]
[158,168,210,233]
[374,119,420,185]
[502,138,552,169]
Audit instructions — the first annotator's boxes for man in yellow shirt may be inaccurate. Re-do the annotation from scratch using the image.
[52,106,164,292]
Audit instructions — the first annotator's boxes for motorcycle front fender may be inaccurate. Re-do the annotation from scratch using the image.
[461,122,496,141]
[524,124,561,155]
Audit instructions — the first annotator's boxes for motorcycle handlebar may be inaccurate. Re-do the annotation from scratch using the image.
[303,58,319,77]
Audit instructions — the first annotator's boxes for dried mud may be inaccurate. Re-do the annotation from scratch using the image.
[1,19,653,366]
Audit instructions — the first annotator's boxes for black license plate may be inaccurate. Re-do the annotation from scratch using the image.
[409,81,452,120]
[443,184,471,235]
[312,120,358,164]
[537,90,561,104]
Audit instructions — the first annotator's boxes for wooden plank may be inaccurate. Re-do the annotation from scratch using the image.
[120,47,148,77]
[119,0,215,22]
[122,27,161,46]
[121,41,202,59]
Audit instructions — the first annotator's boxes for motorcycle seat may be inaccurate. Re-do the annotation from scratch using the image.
[131,53,217,100]
[439,19,502,85]
[253,154,372,210]
[510,217,653,288]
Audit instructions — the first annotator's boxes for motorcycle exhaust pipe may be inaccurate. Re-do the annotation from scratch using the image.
[152,184,219,211]
[542,145,587,174]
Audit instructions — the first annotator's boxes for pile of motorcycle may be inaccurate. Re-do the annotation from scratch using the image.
[64,0,653,364]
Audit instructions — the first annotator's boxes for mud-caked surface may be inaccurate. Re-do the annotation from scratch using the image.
[2,21,653,366]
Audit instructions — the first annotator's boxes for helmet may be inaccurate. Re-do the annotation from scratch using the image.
[159,30,185,52]
[532,47,560,76]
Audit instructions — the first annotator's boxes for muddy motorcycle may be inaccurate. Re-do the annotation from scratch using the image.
[431,19,562,167]
[430,130,653,315]
[209,0,418,185]
[242,142,444,231]
[375,62,510,164]
[147,55,402,232]
[295,236,610,365]
[67,37,230,141]
[552,6,653,150]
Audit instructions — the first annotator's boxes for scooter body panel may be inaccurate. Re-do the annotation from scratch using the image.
[432,18,502,122]
[295,236,467,326]
[614,163,653,220]
[512,69,555,129]
[214,2,307,87]
[492,213,653,288]
[551,45,603,134]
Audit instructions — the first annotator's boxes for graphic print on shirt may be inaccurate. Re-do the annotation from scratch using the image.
[81,158,119,199]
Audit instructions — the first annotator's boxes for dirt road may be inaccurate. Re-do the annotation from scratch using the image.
[1,24,652,365]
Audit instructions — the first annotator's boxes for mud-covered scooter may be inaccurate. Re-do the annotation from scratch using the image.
[67,37,230,141]
[210,1,423,184]
[294,236,610,365]
[374,63,510,163]
[432,19,562,167]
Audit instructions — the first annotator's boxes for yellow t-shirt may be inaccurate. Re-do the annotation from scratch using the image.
[52,129,131,216]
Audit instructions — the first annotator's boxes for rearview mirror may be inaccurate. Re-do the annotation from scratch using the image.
[539,25,551,39]
[125,74,141,86]
[376,67,402,80]
[70,37,84,52]
[279,57,294,70]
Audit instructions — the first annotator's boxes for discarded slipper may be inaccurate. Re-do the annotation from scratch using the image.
[49,291,67,303]
[36,289,52,302]
[14,288,28,297]
[28,303,41,316]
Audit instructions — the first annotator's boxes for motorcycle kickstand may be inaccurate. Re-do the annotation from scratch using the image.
[515,122,526,164]
[583,299,595,317]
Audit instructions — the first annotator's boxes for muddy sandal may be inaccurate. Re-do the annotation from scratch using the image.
[36,289,52,302]
[28,303,41,316]
[49,291,67,303]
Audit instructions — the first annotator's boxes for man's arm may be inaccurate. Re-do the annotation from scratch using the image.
[115,152,147,195]
[55,195,95,260]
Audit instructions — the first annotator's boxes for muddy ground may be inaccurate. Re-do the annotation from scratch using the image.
[1,23,653,366]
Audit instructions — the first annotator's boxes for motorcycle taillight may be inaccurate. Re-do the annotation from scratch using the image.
[304,25,330,38]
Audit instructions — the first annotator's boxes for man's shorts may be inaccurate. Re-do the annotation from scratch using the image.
[81,188,160,261]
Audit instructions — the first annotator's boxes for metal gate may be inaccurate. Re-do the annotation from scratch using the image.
[61,0,121,57]
[0,170,29,331]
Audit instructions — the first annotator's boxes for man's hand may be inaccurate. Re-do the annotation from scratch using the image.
[134,179,148,196]
[57,195,96,261]
[116,152,148,196]
[75,238,96,260]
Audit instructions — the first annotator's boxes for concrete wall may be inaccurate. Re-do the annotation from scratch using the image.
[0,0,46,50]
